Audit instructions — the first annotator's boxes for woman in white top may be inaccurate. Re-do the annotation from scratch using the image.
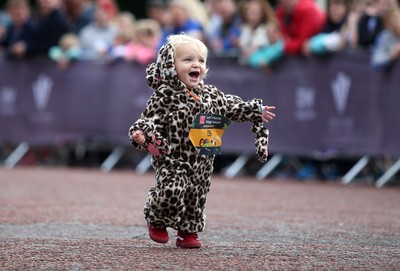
[238,0,277,64]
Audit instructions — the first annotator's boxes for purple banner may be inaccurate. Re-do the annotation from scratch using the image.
[0,52,399,157]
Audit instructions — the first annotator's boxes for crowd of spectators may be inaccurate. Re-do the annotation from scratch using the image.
[1,0,400,71]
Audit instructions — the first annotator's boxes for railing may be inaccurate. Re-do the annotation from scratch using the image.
[1,51,399,186]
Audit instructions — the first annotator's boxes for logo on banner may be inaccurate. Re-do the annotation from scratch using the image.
[331,72,351,115]
[0,87,17,116]
[295,86,316,120]
[32,74,53,111]
[328,72,353,139]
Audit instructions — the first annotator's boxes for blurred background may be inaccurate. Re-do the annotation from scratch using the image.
[1,0,400,187]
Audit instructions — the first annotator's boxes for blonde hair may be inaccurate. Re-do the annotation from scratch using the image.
[59,33,80,50]
[167,34,209,79]
[167,34,208,59]
[116,11,136,42]
[169,0,210,28]
[135,19,161,38]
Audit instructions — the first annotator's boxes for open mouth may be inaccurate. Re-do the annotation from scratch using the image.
[189,71,200,79]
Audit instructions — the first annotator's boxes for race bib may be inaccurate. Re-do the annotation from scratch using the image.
[189,113,231,155]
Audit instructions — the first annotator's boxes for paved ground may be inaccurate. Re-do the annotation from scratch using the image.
[0,167,399,270]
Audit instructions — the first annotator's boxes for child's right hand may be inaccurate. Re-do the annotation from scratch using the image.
[132,130,146,145]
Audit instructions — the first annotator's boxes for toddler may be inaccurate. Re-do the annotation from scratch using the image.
[129,34,275,248]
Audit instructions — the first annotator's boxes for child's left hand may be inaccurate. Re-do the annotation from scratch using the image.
[262,105,276,122]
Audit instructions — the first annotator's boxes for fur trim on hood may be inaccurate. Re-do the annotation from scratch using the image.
[146,42,187,91]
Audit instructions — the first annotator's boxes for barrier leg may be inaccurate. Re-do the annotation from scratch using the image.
[136,154,152,174]
[4,142,30,169]
[224,154,251,179]
[256,154,283,180]
[100,146,125,172]
[341,156,370,185]
[375,158,400,188]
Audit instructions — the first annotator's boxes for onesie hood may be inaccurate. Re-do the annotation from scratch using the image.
[146,42,187,91]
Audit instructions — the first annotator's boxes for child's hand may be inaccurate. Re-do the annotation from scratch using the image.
[262,105,276,122]
[132,130,145,144]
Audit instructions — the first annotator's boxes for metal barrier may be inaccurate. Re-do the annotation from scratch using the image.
[1,53,399,186]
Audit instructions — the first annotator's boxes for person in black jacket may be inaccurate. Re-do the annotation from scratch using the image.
[11,0,70,58]
[0,0,35,59]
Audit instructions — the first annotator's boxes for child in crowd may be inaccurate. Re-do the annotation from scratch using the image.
[103,11,136,62]
[48,33,81,70]
[115,11,136,43]
[125,19,160,65]
[371,7,400,69]
[128,34,276,248]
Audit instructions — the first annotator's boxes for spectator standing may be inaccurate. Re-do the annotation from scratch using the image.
[79,5,118,60]
[371,7,400,69]
[302,0,351,56]
[205,0,241,58]
[356,0,385,49]
[248,0,325,68]
[158,0,204,48]
[146,0,171,30]
[0,0,34,59]
[115,11,136,40]
[125,18,160,65]
[238,0,278,64]
[0,9,10,42]
[204,0,222,45]
[275,0,326,54]
[97,0,119,22]
[10,0,69,58]
[180,0,209,31]
[104,11,136,62]
[63,0,95,34]
[112,12,136,53]
[338,0,368,49]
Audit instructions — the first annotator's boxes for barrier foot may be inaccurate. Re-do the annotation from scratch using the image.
[224,154,251,179]
[256,154,283,180]
[4,142,30,169]
[341,156,370,185]
[136,154,152,174]
[100,146,125,172]
[375,158,400,188]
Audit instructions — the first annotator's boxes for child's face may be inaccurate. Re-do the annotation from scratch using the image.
[175,43,207,89]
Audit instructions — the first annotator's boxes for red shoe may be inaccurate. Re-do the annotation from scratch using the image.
[148,225,168,243]
[176,231,201,248]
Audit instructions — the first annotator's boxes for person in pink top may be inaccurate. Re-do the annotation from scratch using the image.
[124,19,160,65]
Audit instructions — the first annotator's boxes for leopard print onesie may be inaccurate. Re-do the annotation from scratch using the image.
[129,42,270,234]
